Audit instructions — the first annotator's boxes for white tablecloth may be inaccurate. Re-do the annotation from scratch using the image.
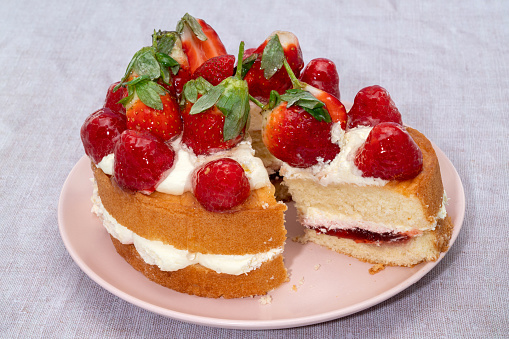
[2,0,508,337]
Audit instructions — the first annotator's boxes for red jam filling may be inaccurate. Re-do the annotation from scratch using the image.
[311,226,411,244]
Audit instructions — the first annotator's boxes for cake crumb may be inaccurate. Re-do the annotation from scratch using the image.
[259,295,272,305]
[291,285,298,292]
[369,264,386,275]
[314,264,321,271]
[298,277,305,285]
[261,202,269,209]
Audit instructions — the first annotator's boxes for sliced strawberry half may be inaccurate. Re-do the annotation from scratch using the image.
[354,122,423,180]
[176,13,227,73]
[114,129,176,194]
[348,85,403,129]
[243,31,304,102]
[192,158,251,212]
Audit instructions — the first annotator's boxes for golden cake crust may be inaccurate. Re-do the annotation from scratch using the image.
[93,165,287,255]
[110,236,288,298]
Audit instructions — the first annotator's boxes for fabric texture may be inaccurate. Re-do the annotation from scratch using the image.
[1,0,508,337]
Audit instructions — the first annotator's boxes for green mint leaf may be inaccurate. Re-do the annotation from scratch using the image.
[189,85,224,115]
[261,34,284,79]
[176,13,207,41]
[135,80,165,110]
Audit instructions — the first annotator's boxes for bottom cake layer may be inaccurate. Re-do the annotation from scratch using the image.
[110,236,289,298]
[296,215,453,267]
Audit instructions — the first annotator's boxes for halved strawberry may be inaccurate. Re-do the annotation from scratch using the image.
[176,13,227,73]
[192,54,235,86]
[348,85,402,129]
[126,90,182,141]
[299,58,340,100]
[354,122,423,180]
[114,129,176,194]
[192,158,251,212]
[81,108,127,164]
[243,32,304,102]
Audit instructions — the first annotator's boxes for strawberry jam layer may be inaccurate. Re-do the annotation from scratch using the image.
[311,226,411,244]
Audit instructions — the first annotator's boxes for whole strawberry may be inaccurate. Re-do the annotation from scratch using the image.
[104,81,128,116]
[192,158,251,212]
[81,108,127,164]
[126,90,182,141]
[243,32,304,102]
[192,54,235,85]
[354,122,423,180]
[114,130,176,194]
[181,42,251,155]
[299,58,340,100]
[263,102,340,168]
[348,85,402,129]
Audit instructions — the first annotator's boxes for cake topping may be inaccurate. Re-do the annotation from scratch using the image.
[242,31,304,102]
[347,85,403,129]
[299,58,341,100]
[191,54,235,85]
[181,42,251,155]
[259,38,347,168]
[192,158,251,212]
[113,129,176,194]
[80,108,127,164]
[104,81,128,116]
[176,13,227,73]
[354,122,423,180]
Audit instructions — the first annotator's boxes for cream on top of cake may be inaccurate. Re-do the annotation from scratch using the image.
[91,182,282,275]
[280,125,389,187]
[96,137,270,195]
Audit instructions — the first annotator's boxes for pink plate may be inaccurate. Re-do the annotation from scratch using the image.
[58,145,464,330]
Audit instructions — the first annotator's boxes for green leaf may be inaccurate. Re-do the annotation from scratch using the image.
[261,34,284,79]
[240,53,257,79]
[181,77,213,104]
[152,30,177,55]
[266,90,281,110]
[133,49,161,80]
[189,85,224,115]
[281,89,331,122]
[176,13,207,41]
[156,52,180,76]
[135,80,165,110]
[216,77,250,140]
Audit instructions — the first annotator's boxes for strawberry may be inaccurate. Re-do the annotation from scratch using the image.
[181,42,251,155]
[104,81,128,116]
[192,54,235,86]
[126,91,182,141]
[348,85,402,129]
[114,129,176,194]
[243,31,304,102]
[304,84,347,129]
[192,158,251,212]
[262,102,340,168]
[299,58,340,100]
[354,122,423,180]
[80,108,127,164]
[176,13,227,73]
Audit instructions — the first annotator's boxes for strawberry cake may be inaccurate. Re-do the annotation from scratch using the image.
[80,13,454,299]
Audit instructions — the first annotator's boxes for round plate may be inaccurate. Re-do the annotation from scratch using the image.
[58,145,464,330]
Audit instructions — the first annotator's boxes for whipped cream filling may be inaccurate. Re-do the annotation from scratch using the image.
[280,126,389,187]
[91,181,282,275]
[302,191,449,236]
[97,136,270,195]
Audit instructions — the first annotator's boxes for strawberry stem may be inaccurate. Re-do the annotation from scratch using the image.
[249,95,264,109]
[283,58,304,90]
[235,41,245,79]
